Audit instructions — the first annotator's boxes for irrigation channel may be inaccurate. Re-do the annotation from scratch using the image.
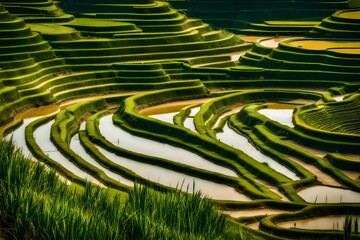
[3,90,360,238]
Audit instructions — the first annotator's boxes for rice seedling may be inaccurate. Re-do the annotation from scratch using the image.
[0,139,242,239]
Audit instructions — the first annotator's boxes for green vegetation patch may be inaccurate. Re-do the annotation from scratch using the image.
[264,21,321,26]
[28,23,77,35]
[0,139,241,239]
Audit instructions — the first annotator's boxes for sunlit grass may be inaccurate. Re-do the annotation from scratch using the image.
[0,139,241,239]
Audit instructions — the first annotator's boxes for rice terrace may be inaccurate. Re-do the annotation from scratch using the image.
[0,0,359,239]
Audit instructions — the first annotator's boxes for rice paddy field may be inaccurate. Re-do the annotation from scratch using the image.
[0,0,359,239]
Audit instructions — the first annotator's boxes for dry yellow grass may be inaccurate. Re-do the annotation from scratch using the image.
[265,21,320,26]
[289,40,360,50]
[339,10,360,19]
[329,48,360,54]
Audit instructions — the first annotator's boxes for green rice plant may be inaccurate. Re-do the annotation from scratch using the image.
[123,183,240,240]
[344,215,352,240]
[343,215,360,240]
[0,139,244,239]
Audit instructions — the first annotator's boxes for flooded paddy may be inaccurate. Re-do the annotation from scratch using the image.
[189,106,200,117]
[214,106,243,128]
[258,103,296,128]
[183,117,197,132]
[70,132,134,187]
[258,109,294,128]
[97,146,250,201]
[257,179,289,201]
[34,120,100,184]
[278,215,360,231]
[298,185,360,203]
[259,37,293,48]
[150,112,176,124]
[223,208,289,218]
[246,221,261,230]
[99,115,239,177]
[4,105,60,158]
[284,139,328,158]
[333,95,346,102]
[5,118,38,159]
[285,155,341,187]
[231,52,246,61]
[217,125,299,180]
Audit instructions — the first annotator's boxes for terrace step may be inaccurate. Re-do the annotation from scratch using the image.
[0,1,75,24]
[85,9,180,20]
[167,0,352,35]
[0,58,35,70]
[57,43,250,66]
[0,40,51,54]
[309,9,360,38]
[0,86,19,104]
[0,32,43,46]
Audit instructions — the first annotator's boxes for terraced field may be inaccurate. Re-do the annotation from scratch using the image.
[0,0,359,239]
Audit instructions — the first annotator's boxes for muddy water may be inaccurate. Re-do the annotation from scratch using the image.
[34,120,100,184]
[257,179,289,201]
[285,139,328,158]
[278,215,360,231]
[258,109,294,128]
[246,221,260,230]
[298,185,360,203]
[285,141,359,181]
[99,115,238,177]
[231,52,246,61]
[70,132,134,187]
[223,208,289,218]
[214,106,243,128]
[97,146,250,201]
[217,125,299,180]
[285,155,341,187]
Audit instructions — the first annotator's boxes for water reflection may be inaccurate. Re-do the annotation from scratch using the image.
[298,185,360,203]
[189,107,200,117]
[183,118,197,132]
[258,109,294,128]
[223,208,288,218]
[278,215,360,231]
[99,115,238,177]
[34,120,100,184]
[217,125,299,180]
[70,132,133,186]
[5,118,38,159]
[151,112,176,124]
[97,146,250,201]
[333,95,345,102]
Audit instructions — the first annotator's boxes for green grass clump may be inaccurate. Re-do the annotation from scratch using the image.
[0,139,240,239]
